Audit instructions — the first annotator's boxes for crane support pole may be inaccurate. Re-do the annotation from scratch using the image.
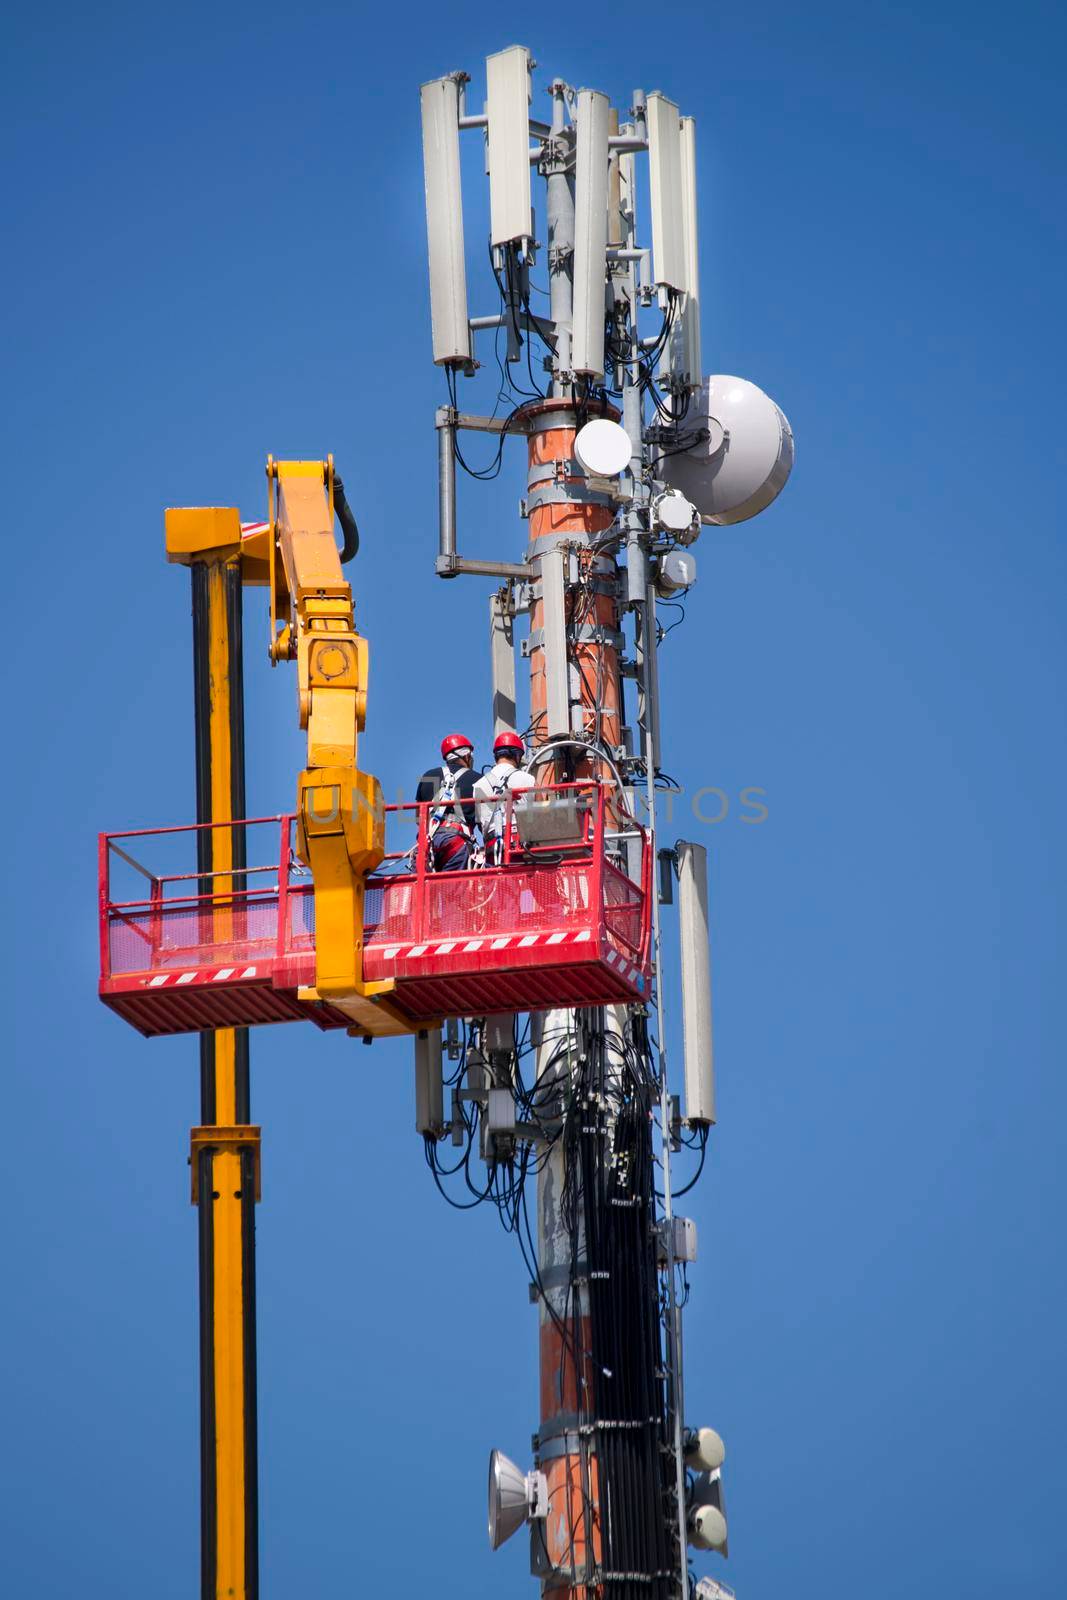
[166,503,261,1600]
[191,554,259,1600]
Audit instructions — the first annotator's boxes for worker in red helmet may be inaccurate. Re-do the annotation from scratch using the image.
[416,733,479,871]
[475,730,535,864]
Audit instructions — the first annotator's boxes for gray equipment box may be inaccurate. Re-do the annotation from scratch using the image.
[513,793,590,846]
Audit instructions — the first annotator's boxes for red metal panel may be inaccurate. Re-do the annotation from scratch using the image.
[98,795,652,1038]
[100,981,352,1038]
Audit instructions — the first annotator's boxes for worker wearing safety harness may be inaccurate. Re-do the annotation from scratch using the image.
[474,731,535,865]
[416,733,480,871]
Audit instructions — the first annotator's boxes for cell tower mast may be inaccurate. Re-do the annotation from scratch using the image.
[419,44,793,1600]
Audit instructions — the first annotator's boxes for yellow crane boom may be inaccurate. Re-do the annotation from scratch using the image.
[168,456,415,1040]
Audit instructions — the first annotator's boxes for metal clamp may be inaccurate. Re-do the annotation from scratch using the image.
[189,1124,262,1204]
[526,482,616,513]
[524,623,626,655]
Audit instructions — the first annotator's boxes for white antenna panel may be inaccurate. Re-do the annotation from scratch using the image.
[647,93,685,292]
[659,115,701,386]
[607,108,622,247]
[486,45,533,246]
[420,75,472,367]
[618,147,635,248]
[679,116,702,382]
[571,88,611,379]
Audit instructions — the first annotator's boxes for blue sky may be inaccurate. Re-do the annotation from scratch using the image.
[4,2,1065,1595]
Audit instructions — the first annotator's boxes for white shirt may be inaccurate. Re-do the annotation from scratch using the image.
[473,762,536,840]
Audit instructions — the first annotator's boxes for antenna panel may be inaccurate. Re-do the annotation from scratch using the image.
[572,88,611,379]
[486,45,533,246]
[607,107,622,247]
[661,115,701,386]
[678,842,716,1122]
[679,117,702,381]
[679,119,701,377]
[420,75,472,366]
[647,93,685,292]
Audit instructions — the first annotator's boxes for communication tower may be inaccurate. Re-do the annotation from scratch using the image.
[418,46,793,1598]
[96,42,792,1600]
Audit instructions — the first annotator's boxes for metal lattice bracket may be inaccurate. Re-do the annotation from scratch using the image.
[189,1125,262,1204]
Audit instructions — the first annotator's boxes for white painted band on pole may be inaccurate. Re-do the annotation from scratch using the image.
[677,841,716,1125]
[572,88,611,379]
[420,76,472,366]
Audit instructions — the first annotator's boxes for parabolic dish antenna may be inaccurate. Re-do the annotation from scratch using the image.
[660,376,794,525]
[574,417,632,478]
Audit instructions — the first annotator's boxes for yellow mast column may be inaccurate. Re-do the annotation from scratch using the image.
[166,507,259,1600]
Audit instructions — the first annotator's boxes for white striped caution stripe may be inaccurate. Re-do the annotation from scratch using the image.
[132,937,648,997]
[143,965,259,988]
[367,928,646,991]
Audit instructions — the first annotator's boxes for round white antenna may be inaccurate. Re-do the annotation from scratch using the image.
[574,418,632,478]
[660,376,794,525]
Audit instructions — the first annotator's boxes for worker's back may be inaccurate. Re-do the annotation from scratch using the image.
[474,761,535,843]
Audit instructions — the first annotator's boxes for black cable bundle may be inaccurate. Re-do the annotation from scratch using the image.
[420,1008,707,1597]
[575,1018,676,1600]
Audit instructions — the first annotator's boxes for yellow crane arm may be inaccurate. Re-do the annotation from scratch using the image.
[265,458,410,1035]
[165,460,414,1038]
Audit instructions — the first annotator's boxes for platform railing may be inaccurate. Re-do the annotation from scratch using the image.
[100,783,651,981]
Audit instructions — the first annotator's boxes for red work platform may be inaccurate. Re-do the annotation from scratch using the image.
[99,786,652,1038]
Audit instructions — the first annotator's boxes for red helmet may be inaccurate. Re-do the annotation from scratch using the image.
[493,731,525,759]
[441,732,474,759]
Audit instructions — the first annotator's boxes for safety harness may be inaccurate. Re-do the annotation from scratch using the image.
[482,763,531,863]
[429,763,475,841]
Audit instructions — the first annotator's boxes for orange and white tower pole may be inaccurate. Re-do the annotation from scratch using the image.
[523,395,623,1593]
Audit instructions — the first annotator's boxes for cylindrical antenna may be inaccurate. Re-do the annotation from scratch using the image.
[415,1028,445,1135]
[436,412,457,575]
[677,839,716,1125]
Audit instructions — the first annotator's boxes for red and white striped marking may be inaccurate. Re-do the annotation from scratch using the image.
[368,928,645,990]
[124,937,646,995]
[143,964,259,989]
[373,928,592,962]
[240,521,269,538]
[601,944,646,990]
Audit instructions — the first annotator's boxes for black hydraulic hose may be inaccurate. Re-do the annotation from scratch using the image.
[332,472,360,562]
